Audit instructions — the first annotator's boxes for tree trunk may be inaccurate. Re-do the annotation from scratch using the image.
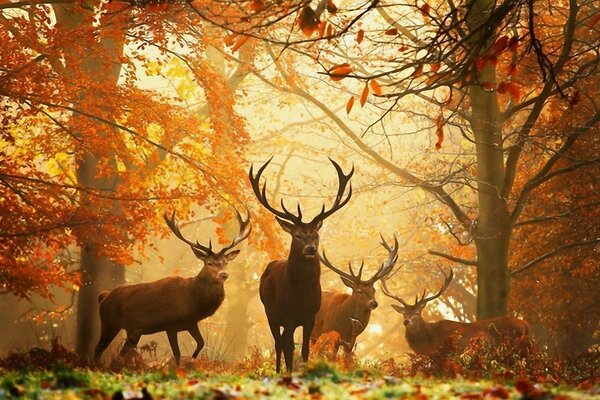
[53,3,127,360]
[467,0,511,319]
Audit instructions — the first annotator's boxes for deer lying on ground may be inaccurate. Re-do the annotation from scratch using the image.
[381,268,530,356]
[311,235,399,361]
[249,157,353,372]
[94,207,251,365]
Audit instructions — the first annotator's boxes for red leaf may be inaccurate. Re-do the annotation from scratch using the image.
[385,28,398,35]
[317,21,327,38]
[224,33,237,47]
[298,6,318,37]
[497,81,508,94]
[357,29,365,44]
[435,113,444,150]
[506,62,517,76]
[412,64,424,78]
[482,386,509,399]
[430,63,441,72]
[370,80,383,96]
[231,35,249,52]
[419,3,431,17]
[327,0,338,14]
[346,96,355,114]
[515,377,535,395]
[360,82,369,106]
[492,35,509,54]
[508,36,520,52]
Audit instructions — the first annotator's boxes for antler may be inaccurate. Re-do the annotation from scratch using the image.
[219,205,252,255]
[367,234,399,284]
[310,158,354,225]
[380,267,454,309]
[320,251,365,285]
[164,207,252,256]
[248,158,303,224]
[418,267,454,305]
[164,211,214,257]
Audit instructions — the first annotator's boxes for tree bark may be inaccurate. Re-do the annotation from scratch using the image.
[467,0,511,319]
[53,3,127,360]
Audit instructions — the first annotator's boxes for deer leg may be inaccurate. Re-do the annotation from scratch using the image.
[166,330,181,366]
[94,323,120,365]
[187,325,205,359]
[267,320,283,373]
[120,331,141,356]
[301,319,315,363]
[282,325,295,372]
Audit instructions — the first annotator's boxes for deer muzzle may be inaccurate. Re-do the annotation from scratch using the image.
[368,300,378,310]
[303,245,317,257]
[218,271,229,281]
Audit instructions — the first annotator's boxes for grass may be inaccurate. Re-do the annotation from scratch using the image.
[0,359,599,399]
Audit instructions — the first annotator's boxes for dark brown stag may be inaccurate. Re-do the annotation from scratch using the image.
[249,158,353,372]
[94,208,251,365]
[381,269,530,356]
[312,235,399,360]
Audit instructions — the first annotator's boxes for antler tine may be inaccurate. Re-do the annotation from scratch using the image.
[221,205,252,254]
[164,211,213,256]
[320,250,360,283]
[379,275,411,308]
[368,234,400,283]
[419,268,454,305]
[249,158,302,224]
[310,158,354,225]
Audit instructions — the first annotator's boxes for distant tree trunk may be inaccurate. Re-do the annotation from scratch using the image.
[53,3,127,360]
[467,0,510,319]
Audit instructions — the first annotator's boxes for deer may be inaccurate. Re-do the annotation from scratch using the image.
[311,235,399,361]
[93,207,251,366]
[249,157,353,373]
[381,268,530,356]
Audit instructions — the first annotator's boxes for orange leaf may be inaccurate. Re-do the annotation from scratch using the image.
[357,29,365,44]
[326,23,334,39]
[250,0,265,12]
[346,96,355,114]
[224,33,237,47]
[435,114,444,150]
[317,21,327,38]
[370,80,383,96]
[430,63,441,72]
[419,3,431,17]
[385,28,398,35]
[588,13,600,28]
[360,83,369,106]
[412,64,424,78]
[329,63,353,81]
[298,6,318,37]
[506,82,521,102]
[231,35,249,52]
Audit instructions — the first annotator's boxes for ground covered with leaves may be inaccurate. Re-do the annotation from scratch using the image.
[0,340,598,399]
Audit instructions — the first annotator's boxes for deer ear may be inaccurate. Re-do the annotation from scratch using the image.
[225,250,240,261]
[340,276,355,288]
[276,217,295,234]
[391,304,404,314]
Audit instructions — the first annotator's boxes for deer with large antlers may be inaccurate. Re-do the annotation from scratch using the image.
[381,269,529,356]
[94,207,251,366]
[249,158,353,372]
[312,235,399,361]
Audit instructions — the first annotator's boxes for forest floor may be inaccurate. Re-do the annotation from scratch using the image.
[1,360,599,399]
[0,340,598,399]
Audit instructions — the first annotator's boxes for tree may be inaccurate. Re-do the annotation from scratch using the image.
[226,0,600,320]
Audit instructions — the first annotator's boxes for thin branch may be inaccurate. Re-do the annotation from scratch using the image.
[511,238,600,276]
[428,250,478,266]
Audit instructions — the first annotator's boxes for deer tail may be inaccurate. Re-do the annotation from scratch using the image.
[98,290,110,303]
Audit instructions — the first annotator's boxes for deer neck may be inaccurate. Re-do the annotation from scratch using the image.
[344,296,371,335]
[286,248,320,283]
[405,315,438,353]
[190,269,225,301]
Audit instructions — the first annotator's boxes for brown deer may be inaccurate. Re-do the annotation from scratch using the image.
[93,207,251,365]
[311,235,399,361]
[249,157,353,372]
[381,268,530,356]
